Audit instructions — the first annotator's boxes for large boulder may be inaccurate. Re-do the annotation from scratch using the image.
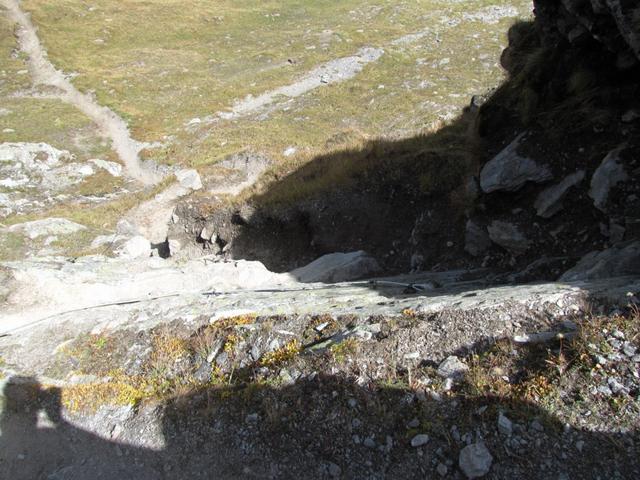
[290,251,381,283]
[560,241,640,281]
[480,133,552,193]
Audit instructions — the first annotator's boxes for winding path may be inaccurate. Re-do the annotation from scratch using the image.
[2,0,160,185]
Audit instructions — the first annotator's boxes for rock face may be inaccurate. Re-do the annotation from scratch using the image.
[534,170,585,218]
[459,442,493,478]
[534,0,640,67]
[290,251,381,283]
[589,148,629,212]
[560,241,640,281]
[487,221,530,254]
[479,133,552,193]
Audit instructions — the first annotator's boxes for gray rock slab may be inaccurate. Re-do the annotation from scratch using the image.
[480,133,552,193]
[291,251,381,283]
[560,241,640,281]
[534,170,585,218]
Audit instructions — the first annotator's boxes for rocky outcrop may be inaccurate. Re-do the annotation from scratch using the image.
[534,0,640,67]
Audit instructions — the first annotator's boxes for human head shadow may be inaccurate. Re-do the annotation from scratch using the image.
[1,330,638,479]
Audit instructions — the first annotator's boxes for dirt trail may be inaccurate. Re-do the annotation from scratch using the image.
[217,47,384,120]
[1,0,160,185]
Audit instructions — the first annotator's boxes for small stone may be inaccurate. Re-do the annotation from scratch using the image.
[352,418,361,429]
[411,434,430,447]
[327,462,341,478]
[623,342,637,357]
[459,443,493,479]
[575,440,585,452]
[407,418,420,429]
[363,437,376,448]
[437,463,448,476]
[245,413,259,424]
[530,420,544,432]
[498,412,513,436]
[607,377,626,394]
[597,385,613,396]
[348,398,357,408]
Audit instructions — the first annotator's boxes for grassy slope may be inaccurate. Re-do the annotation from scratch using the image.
[21,0,531,168]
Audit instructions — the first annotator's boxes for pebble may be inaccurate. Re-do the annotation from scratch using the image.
[576,440,585,452]
[327,462,341,477]
[363,437,376,448]
[530,420,544,432]
[623,343,637,357]
[407,418,420,429]
[437,463,448,476]
[410,434,430,447]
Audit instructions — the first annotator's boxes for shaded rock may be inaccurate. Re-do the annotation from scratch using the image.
[116,236,151,259]
[480,133,552,193]
[175,169,202,191]
[589,148,629,212]
[487,221,530,254]
[498,412,513,436]
[465,220,491,257]
[534,170,585,218]
[290,251,381,283]
[437,355,468,380]
[622,110,640,123]
[534,0,640,64]
[8,218,86,239]
[459,443,493,479]
[410,434,430,447]
[560,241,640,281]
[609,222,626,244]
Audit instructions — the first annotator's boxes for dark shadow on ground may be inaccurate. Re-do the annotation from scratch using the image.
[1,333,638,480]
